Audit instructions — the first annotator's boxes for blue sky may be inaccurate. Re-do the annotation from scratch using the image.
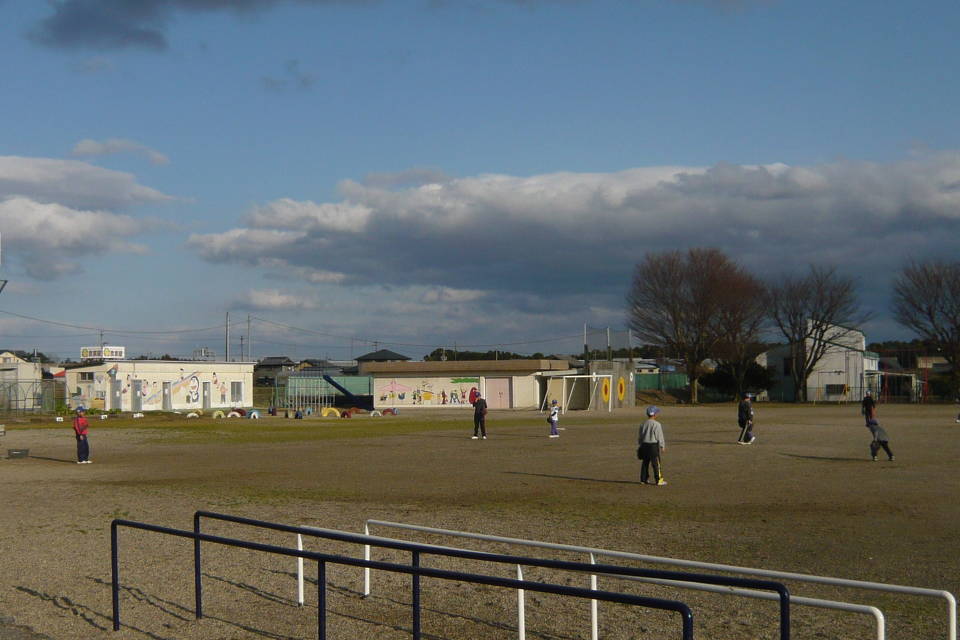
[2,0,959,361]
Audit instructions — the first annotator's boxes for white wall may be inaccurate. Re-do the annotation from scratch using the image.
[372,373,542,409]
[66,361,253,411]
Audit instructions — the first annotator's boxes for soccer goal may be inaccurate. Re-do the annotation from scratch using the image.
[541,374,613,413]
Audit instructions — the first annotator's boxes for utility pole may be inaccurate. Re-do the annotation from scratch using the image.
[225,311,230,362]
[247,314,252,361]
[583,323,589,364]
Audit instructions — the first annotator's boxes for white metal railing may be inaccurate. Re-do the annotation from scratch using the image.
[364,519,956,640]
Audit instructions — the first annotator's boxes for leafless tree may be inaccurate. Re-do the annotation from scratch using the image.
[892,260,960,393]
[766,265,866,402]
[627,248,756,403]
[712,269,768,397]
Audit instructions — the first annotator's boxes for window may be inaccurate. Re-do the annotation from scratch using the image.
[825,384,847,396]
[231,381,243,403]
[79,372,94,381]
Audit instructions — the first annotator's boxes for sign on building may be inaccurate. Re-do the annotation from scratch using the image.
[80,346,126,360]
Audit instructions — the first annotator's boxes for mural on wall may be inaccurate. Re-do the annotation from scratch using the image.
[376,377,480,406]
[76,367,239,410]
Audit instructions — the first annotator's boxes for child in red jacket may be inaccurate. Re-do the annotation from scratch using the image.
[73,408,91,464]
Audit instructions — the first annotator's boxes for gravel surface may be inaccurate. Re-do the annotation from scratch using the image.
[0,404,956,639]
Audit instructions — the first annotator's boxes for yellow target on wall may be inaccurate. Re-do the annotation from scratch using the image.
[601,378,611,403]
[617,376,626,401]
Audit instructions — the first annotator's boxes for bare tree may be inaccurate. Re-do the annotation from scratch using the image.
[627,248,752,403]
[892,260,960,394]
[766,265,866,402]
[712,268,768,397]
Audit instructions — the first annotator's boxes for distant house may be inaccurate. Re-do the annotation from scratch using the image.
[296,358,357,376]
[916,355,948,370]
[763,324,882,402]
[255,356,297,384]
[356,349,411,363]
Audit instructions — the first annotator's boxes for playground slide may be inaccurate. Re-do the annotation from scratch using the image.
[322,375,374,411]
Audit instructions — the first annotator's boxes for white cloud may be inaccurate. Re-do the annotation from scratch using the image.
[0,156,174,211]
[231,289,318,311]
[246,198,371,233]
[71,138,169,165]
[186,152,960,337]
[0,197,149,279]
[0,155,174,281]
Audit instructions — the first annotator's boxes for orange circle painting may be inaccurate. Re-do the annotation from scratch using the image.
[601,378,611,403]
[617,377,626,401]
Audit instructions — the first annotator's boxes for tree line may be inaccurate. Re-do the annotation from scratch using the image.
[626,249,960,402]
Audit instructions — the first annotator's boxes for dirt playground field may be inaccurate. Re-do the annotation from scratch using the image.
[0,403,956,640]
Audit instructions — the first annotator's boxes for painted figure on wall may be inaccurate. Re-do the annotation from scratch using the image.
[187,375,200,403]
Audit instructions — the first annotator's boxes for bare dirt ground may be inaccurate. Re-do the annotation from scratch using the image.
[0,403,956,640]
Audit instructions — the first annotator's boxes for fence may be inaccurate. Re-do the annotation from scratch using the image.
[191,511,791,639]
[112,515,696,639]
[271,374,373,412]
[0,379,63,415]
[364,519,956,640]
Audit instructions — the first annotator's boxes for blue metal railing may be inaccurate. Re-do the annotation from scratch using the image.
[193,510,791,639]
[112,518,696,639]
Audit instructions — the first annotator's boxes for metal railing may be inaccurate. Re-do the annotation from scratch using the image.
[194,510,791,639]
[366,519,955,640]
[111,517,696,639]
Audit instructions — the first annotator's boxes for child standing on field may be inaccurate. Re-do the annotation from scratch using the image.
[638,405,667,485]
[548,399,560,438]
[73,407,91,464]
[866,418,894,462]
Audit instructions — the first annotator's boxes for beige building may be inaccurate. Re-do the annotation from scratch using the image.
[0,351,47,411]
[65,360,254,412]
[360,359,574,410]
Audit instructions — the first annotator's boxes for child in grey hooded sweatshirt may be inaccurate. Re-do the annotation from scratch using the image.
[866,418,894,461]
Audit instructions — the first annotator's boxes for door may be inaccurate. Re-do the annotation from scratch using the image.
[202,381,211,409]
[111,380,122,411]
[131,380,142,412]
[162,382,172,411]
[485,377,512,409]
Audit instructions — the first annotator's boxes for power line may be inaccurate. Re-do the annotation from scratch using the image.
[0,309,230,335]
[0,309,586,354]
[249,316,582,350]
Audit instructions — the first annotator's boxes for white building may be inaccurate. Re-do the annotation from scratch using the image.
[65,360,254,412]
[764,325,880,402]
[0,351,46,411]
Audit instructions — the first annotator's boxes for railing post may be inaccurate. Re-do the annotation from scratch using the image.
[363,522,371,597]
[193,512,203,619]
[589,553,598,640]
[779,586,791,640]
[412,550,421,639]
[318,561,326,640]
[111,521,120,631]
[516,565,526,640]
[297,534,305,606]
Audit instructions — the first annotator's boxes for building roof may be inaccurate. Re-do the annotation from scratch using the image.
[878,356,904,372]
[356,349,411,362]
[258,356,296,366]
[360,359,571,375]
